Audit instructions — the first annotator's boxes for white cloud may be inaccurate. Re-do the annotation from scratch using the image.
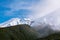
[28,0,60,20]
[28,0,60,31]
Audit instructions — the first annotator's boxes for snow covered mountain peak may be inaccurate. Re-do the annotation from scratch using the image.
[0,18,32,28]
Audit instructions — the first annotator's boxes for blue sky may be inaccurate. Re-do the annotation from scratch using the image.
[0,0,40,23]
[0,0,60,23]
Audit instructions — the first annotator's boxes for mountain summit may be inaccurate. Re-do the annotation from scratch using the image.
[0,18,32,27]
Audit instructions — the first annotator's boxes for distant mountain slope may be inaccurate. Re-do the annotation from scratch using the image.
[0,24,40,40]
[36,33,60,40]
[32,24,55,38]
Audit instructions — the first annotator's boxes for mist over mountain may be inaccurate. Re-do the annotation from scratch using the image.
[30,9,60,38]
[31,8,60,31]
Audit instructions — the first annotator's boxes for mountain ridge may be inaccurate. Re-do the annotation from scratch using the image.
[0,18,32,27]
[0,24,40,40]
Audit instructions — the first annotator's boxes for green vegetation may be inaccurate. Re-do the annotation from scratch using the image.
[0,24,39,40]
[0,24,60,40]
[36,33,60,40]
